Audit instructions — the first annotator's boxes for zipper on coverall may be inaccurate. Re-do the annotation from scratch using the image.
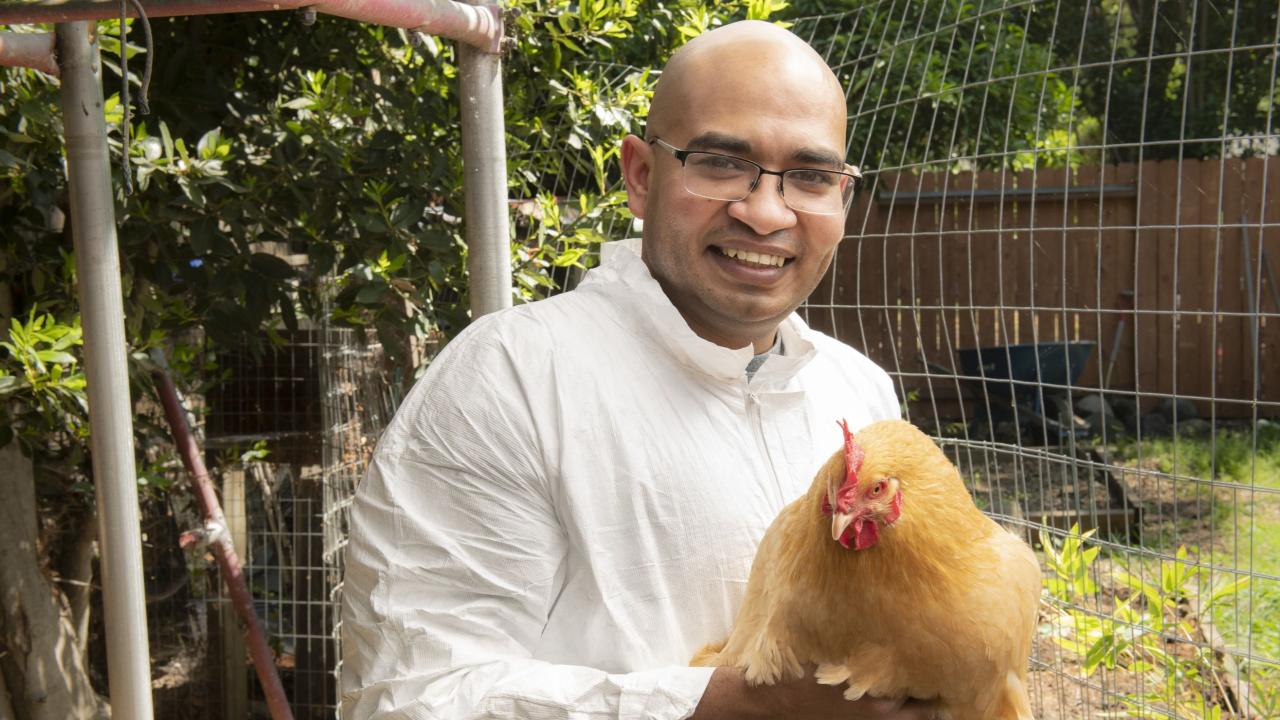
[746,391,787,509]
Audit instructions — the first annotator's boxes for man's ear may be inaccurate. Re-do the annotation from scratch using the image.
[620,134,652,220]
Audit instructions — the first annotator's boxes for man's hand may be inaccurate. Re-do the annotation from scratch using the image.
[692,666,936,720]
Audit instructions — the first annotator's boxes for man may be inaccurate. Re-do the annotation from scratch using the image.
[342,20,930,719]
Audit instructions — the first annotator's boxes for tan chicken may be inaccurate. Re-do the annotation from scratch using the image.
[692,419,1041,720]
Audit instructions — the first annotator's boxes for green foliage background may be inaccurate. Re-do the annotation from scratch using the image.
[0,1,788,484]
[1,0,1277,524]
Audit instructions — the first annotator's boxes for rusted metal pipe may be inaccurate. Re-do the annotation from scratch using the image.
[0,0,253,22]
[0,31,58,76]
[0,0,503,54]
[274,0,502,54]
[152,358,296,720]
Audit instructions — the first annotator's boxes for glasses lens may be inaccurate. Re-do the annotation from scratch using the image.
[781,169,856,215]
[681,152,758,201]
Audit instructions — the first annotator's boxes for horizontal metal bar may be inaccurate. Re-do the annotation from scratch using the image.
[1,0,282,23]
[876,183,1138,204]
[0,30,57,74]
[0,0,504,54]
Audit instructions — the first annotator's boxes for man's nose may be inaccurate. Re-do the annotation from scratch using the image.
[726,174,797,235]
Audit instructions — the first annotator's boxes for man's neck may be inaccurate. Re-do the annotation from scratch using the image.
[750,331,779,355]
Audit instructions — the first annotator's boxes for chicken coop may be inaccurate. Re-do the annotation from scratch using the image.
[116,324,393,719]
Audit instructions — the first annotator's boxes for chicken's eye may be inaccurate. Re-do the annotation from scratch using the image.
[870,481,886,497]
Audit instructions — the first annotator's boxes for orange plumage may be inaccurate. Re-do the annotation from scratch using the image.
[691,419,1041,720]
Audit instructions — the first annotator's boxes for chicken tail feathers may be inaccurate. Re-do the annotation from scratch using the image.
[689,641,726,667]
[996,671,1035,720]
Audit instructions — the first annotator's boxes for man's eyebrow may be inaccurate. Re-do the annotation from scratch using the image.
[791,147,846,169]
[684,132,753,155]
[684,132,846,169]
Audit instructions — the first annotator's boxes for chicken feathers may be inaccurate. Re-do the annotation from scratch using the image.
[691,419,1041,720]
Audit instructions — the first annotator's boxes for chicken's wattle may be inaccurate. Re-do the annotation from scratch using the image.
[853,517,879,550]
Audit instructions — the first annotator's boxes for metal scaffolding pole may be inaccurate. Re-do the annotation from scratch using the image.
[56,21,155,720]
[0,0,504,54]
[458,1,511,318]
[0,31,58,76]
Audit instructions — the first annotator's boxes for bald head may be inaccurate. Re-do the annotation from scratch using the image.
[647,20,846,144]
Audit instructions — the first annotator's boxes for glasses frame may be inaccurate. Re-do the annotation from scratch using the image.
[648,137,864,215]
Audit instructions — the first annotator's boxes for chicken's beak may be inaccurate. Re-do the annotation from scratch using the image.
[831,510,856,544]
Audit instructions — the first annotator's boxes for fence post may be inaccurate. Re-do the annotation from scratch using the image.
[457,4,511,318]
[221,469,249,720]
[56,20,155,720]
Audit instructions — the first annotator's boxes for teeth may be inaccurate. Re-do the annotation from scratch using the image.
[719,247,787,268]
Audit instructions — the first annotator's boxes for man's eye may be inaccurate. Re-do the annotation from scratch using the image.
[689,154,748,173]
[788,169,836,187]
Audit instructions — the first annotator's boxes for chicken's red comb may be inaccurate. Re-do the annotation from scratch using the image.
[839,419,864,484]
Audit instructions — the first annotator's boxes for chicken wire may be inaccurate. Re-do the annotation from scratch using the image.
[319,323,399,716]
[788,2,1279,718]
[190,325,393,719]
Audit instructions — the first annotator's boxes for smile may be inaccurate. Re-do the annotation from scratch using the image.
[716,246,790,268]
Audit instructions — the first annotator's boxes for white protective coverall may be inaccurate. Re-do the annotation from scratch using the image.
[341,239,900,719]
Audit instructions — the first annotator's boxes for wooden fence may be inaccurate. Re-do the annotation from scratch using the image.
[808,158,1280,420]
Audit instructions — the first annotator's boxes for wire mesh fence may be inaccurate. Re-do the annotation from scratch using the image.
[789,2,1279,718]
[152,326,394,719]
[202,329,330,718]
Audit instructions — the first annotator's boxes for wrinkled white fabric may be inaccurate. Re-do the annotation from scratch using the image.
[341,239,900,720]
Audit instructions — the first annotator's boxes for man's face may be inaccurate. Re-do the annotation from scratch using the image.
[623,48,848,352]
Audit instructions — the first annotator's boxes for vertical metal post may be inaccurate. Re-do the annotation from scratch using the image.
[457,5,511,318]
[56,21,155,720]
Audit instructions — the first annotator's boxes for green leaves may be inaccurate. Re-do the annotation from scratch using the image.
[0,310,88,452]
[1041,524,1100,600]
[1040,525,1258,715]
[0,1,792,481]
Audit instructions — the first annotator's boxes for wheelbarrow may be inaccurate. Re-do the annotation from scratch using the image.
[944,340,1141,539]
[953,341,1096,444]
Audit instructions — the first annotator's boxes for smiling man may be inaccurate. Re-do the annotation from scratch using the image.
[342,20,924,720]
[623,22,856,356]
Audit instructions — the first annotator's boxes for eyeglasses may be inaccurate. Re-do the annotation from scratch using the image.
[648,138,863,216]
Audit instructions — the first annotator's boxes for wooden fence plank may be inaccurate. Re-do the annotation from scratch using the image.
[1101,162,1138,393]
[1176,158,1208,416]
[1069,164,1103,389]
[896,169,932,384]
[969,170,1005,352]
[1198,158,1225,421]
[1217,158,1247,415]
[1156,160,1181,414]
[1245,156,1266,409]
[1140,155,1163,405]
[1263,158,1280,407]
[1007,168,1027,346]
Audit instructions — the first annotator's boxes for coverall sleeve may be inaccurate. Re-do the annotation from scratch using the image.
[339,326,714,720]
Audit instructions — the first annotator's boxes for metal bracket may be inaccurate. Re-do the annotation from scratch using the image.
[498,5,520,55]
